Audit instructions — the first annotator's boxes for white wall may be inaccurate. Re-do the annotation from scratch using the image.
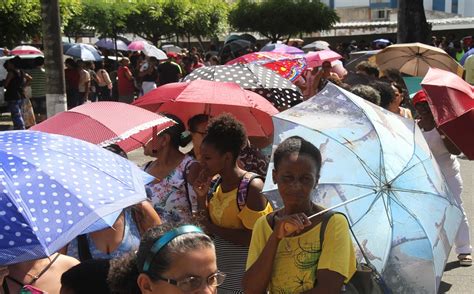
[424,0,433,10]
[461,0,474,16]
[334,0,370,8]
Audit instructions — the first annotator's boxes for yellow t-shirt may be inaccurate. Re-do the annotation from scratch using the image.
[246,213,356,293]
[208,184,273,230]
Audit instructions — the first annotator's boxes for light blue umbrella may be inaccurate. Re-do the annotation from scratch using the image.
[65,44,102,61]
[0,131,153,265]
[263,83,463,293]
[459,47,474,65]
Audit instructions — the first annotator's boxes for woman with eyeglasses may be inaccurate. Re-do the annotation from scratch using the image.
[107,225,225,294]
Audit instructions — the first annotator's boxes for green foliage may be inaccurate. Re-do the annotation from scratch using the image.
[181,0,229,41]
[229,0,339,43]
[0,0,41,47]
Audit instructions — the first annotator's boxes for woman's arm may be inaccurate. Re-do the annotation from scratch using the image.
[23,72,32,87]
[301,270,345,294]
[4,71,13,87]
[243,213,310,293]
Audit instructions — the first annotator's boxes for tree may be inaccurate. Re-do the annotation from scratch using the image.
[125,0,165,45]
[397,0,431,43]
[179,0,229,49]
[0,0,82,47]
[229,0,339,43]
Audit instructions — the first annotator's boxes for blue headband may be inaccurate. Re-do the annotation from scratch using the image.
[142,225,204,272]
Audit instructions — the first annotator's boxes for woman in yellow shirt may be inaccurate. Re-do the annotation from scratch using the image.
[243,136,356,293]
[193,114,272,293]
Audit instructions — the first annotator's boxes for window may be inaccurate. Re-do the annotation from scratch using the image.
[433,0,446,12]
[452,0,459,14]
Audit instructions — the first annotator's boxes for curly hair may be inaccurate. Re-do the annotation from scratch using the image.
[202,113,247,160]
[273,136,322,175]
[107,224,214,294]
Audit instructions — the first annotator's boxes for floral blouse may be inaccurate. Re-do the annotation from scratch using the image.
[144,155,197,224]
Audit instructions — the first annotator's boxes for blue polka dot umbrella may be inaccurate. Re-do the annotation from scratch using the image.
[0,131,153,265]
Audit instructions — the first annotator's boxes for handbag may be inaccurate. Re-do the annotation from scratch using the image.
[21,98,36,128]
[318,212,391,294]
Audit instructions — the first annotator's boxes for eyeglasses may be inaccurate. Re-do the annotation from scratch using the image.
[157,271,226,292]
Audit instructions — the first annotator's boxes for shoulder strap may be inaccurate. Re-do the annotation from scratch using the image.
[319,211,336,248]
[143,161,153,171]
[2,278,10,294]
[207,175,222,202]
[77,235,93,262]
[236,172,263,211]
[182,159,194,213]
[28,253,61,285]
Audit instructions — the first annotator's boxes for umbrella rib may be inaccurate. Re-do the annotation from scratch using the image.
[389,187,455,201]
[319,183,378,191]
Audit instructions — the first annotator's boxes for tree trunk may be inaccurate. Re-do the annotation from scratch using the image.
[397,0,431,43]
[40,0,67,117]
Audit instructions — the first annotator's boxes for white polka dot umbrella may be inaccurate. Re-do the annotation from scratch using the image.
[183,64,303,109]
[0,131,153,265]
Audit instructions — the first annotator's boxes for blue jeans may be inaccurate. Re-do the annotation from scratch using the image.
[8,99,25,130]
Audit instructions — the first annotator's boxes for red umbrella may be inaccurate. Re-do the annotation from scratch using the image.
[304,50,342,68]
[132,80,278,137]
[11,45,43,55]
[421,68,474,159]
[226,52,306,82]
[30,102,175,152]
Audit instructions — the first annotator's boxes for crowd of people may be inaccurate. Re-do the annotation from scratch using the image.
[0,35,473,294]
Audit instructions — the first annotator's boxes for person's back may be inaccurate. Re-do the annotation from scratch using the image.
[465,55,474,85]
[3,253,79,294]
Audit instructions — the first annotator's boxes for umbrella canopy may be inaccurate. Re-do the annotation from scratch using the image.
[62,42,75,53]
[375,43,463,77]
[226,52,307,82]
[260,43,304,55]
[65,44,102,61]
[132,80,278,137]
[402,77,423,98]
[345,50,380,72]
[0,131,153,265]
[183,64,303,109]
[421,68,474,159]
[459,47,474,65]
[302,40,330,51]
[263,83,462,293]
[143,43,167,60]
[128,40,148,51]
[221,39,252,55]
[30,102,175,152]
[162,44,183,54]
[95,38,129,51]
[11,45,42,55]
[304,50,342,68]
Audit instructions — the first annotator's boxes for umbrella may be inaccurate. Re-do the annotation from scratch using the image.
[11,45,42,55]
[65,44,102,61]
[375,43,463,77]
[459,47,474,65]
[62,42,75,53]
[302,40,330,51]
[263,83,463,293]
[95,38,129,51]
[132,80,278,138]
[162,44,183,54]
[345,50,380,72]
[128,40,148,51]
[226,52,307,82]
[0,131,153,265]
[372,39,391,47]
[260,44,304,55]
[143,43,167,60]
[30,102,175,152]
[221,39,252,56]
[304,50,342,68]
[421,68,474,159]
[183,64,303,108]
[402,77,423,98]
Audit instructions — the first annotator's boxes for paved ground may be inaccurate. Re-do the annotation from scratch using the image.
[439,158,473,293]
[2,113,473,293]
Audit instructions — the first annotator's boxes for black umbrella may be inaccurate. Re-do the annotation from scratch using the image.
[183,64,303,108]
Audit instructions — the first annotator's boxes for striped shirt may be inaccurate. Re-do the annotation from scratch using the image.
[27,67,46,98]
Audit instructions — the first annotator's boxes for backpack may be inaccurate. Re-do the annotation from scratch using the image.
[318,212,391,294]
[207,172,263,211]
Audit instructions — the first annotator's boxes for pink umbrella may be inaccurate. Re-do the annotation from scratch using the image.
[30,102,175,152]
[304,50,342,68]
[128,40,148,51]
[133,80,278,138]
[11,45,43,55]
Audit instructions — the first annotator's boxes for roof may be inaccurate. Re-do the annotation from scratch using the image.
[334,17,474,29]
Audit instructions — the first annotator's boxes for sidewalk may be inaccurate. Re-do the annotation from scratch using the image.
[439,158,474,293]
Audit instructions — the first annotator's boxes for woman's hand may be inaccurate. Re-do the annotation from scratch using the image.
[0,266,9,285]
[273,213,311,240]
[192,169,212,199]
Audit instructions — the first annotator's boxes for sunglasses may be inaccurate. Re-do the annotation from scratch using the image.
[157,271,226,292]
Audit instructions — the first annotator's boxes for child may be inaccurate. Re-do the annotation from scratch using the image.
[243,136,356,293]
